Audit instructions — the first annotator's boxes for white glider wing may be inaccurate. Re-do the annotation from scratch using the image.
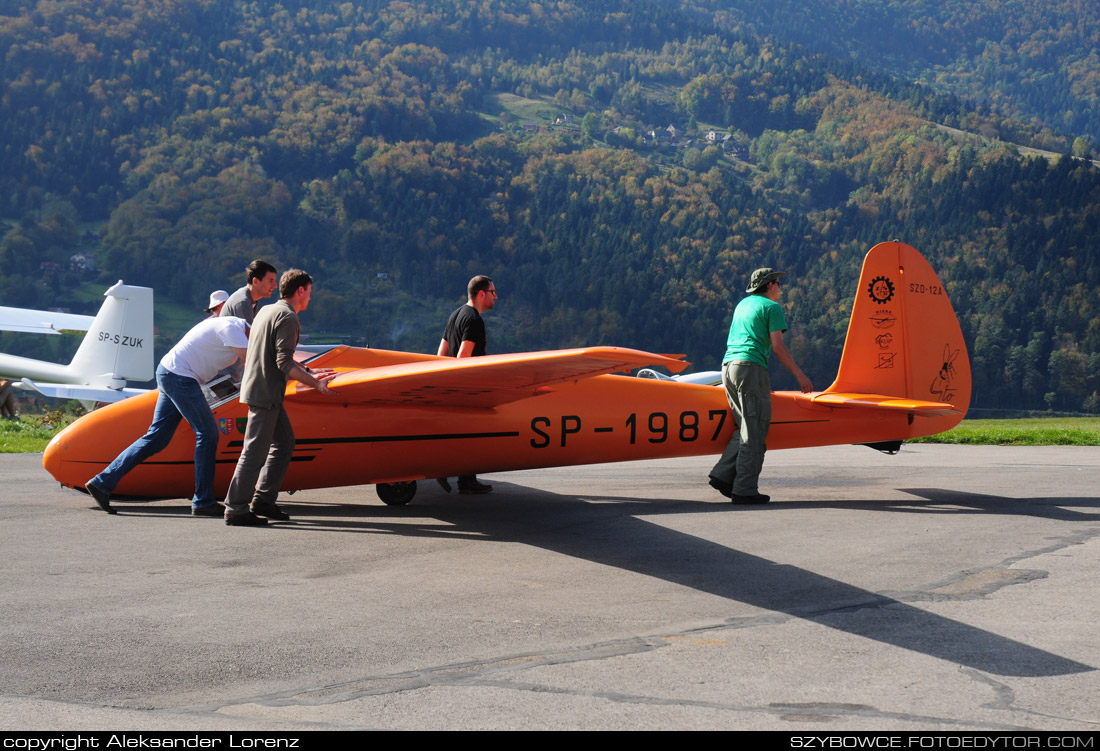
[0,306,95,335]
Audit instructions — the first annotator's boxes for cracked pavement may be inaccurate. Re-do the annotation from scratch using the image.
[1,445,1097,730]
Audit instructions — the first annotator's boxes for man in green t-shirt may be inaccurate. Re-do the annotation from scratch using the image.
[709,268,813,503]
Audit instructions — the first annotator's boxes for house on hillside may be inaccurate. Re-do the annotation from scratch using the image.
[39,261,61,281]
[70,252,96,272]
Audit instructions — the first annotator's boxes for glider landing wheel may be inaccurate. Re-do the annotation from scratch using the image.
[376,481,417,506]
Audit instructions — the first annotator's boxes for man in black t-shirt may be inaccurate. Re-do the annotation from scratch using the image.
[436,275,497,494]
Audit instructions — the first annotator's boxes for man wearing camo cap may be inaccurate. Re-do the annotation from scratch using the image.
[708,267,813,504]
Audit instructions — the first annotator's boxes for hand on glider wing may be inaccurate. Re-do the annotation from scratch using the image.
[298,367,338,395]
[315,372,338,395]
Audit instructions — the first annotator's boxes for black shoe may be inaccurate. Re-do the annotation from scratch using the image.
[250,502,290,521]
[707,476,732,498]
[458,480,492,495]
[86,481,116,514]
[225,512,268,526]
[730,492,770,504]
[436,477,452,494]
[192,502,224,517]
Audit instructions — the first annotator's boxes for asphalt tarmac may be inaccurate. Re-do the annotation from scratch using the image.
[1,444,1097,731]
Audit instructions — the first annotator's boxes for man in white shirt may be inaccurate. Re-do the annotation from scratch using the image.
[85,317,250,516]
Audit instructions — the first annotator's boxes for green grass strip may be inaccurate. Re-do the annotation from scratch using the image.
[0,412,79,453]
[910,417,1100,446]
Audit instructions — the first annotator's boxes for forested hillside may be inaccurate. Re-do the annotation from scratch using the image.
[1,0,1098,411]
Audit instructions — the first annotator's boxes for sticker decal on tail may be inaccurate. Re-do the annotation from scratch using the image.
[930,344,961,404]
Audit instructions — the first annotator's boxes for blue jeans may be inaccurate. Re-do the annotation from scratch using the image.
[92,364,220,508]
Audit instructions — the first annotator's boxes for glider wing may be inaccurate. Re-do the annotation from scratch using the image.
[288,347,689,409]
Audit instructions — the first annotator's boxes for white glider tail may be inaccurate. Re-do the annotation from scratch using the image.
[0,281,154,404]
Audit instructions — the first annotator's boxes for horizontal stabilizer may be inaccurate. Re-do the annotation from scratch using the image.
[18,378,146,404]
[290,347,689,409]
[811,392,961,416]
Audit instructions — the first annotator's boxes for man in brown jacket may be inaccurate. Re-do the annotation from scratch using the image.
[223,269,337,527]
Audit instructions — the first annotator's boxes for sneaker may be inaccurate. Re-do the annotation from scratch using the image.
[192,502,224,517]
[730,492,770,505]
[458,480,493,495]
[435,477,452,494]
[225,512,268,526]
[250,502,290,521]
[86,481,116,515]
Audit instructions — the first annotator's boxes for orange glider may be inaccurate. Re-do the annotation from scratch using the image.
[44,241,970,505]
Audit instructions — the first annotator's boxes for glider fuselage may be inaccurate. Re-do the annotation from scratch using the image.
[42,345,959,498]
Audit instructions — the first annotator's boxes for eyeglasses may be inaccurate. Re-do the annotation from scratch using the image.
[486,289,498,296]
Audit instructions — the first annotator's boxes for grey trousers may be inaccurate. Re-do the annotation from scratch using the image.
[224,403,295,516]
[709,361,771,496]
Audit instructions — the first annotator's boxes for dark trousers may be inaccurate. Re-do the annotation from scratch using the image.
[224,403,295,516]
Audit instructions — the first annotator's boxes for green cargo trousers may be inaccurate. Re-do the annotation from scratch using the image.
[709,361,772,496]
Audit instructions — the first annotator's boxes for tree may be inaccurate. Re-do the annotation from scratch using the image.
[1071,137,1092,160]
[581,112,600,142]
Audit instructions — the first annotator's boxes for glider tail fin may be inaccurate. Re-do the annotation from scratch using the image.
[824,241,971,434]
[67,281,155,388]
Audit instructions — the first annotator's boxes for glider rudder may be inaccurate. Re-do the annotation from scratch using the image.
[68,281,155,386]
[824,241,971,436]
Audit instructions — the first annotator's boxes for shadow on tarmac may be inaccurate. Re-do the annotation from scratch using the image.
[189,480,1099,680]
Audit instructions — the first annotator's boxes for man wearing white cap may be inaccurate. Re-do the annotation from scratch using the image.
[708,267,813,504]
[204,290,229,318]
